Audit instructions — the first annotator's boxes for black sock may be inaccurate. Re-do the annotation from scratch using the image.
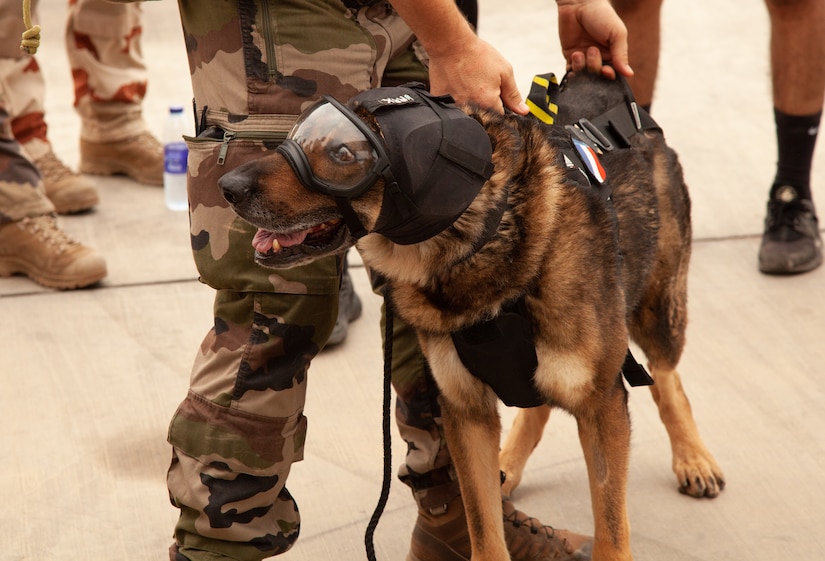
[771,108,822,201]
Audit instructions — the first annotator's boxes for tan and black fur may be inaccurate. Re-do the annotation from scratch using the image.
[498,75,725,504]
[219,71,724,561]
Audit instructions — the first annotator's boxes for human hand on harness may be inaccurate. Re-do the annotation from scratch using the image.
[557,0,633,79]
[391,0,631,116]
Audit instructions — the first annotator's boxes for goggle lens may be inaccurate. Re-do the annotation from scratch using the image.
[289,101,379,189]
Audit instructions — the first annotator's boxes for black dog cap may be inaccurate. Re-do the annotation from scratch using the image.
[349,83,494,245]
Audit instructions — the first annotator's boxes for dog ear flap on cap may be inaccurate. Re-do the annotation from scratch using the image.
[349,83,494,245]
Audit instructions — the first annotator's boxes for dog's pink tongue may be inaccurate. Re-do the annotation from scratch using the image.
[275,230,308,247]
[252,230,278,252]
[252,228,308,252]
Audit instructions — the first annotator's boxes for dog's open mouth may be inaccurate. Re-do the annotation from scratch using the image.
[251,218,350,268]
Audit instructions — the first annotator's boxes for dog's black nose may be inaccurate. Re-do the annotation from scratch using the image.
[219,170,252,206]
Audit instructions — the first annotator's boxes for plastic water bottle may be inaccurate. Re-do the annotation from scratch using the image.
[163,105,190,211]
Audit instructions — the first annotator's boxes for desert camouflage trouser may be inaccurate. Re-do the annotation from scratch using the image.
[167,2,457,560]
[0,85,52,223]
[0,0,149,161]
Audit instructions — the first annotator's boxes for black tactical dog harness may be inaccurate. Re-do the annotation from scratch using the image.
[451,72,657,408]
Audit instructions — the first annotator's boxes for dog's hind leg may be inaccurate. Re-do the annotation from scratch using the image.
[499,405,552,498]
[645,363,726,498]
[631,260,726,498]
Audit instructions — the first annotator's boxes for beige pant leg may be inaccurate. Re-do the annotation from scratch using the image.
[0,86,54,222]
[66,0,148,142]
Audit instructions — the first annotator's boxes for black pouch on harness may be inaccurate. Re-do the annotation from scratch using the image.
[451,298,544,408]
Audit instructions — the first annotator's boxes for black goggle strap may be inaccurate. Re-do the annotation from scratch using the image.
[333,160,409,240]
[333,196,368,239]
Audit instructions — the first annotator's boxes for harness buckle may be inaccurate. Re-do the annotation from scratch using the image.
[578,118,615,152]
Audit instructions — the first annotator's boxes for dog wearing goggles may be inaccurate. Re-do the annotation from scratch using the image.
[220,71,723,561]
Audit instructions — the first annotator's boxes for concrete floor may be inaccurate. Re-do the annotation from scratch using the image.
[1,1,824,560]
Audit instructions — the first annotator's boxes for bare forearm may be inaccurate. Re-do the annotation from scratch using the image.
[388,0,525,113]
[388,0,476,58]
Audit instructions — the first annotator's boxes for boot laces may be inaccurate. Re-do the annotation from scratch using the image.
[34,152,76,183]
[503,504,559,540]
[17,215,80,254]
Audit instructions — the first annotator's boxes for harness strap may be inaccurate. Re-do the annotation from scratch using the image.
[468,187,509,255]
[622,350,654,387]
[526,73,561,125]
[452,296,544,408]
[584,99,661,151]
[528,71,661,155]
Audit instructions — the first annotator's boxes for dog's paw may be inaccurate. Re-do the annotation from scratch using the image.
[500,469,521,499]
[674,453,726,498]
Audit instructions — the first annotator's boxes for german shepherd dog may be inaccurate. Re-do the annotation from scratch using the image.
[219,71,724,561]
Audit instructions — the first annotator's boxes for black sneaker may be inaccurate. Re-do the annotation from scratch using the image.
[758,185,823,275]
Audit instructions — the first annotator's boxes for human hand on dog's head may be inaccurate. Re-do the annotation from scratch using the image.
[556,0,633,80]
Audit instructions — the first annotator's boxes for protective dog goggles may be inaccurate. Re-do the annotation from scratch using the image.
[276,95,395,199]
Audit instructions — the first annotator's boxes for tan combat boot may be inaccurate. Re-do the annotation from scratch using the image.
[80,131,164,186]
[0,215,107,289]
[34,151,99,214]
[407,494,593,561]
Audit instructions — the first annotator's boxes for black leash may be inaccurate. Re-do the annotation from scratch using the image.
[364,288,394,561]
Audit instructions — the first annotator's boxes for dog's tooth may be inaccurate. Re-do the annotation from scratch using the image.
[271,239,281,252]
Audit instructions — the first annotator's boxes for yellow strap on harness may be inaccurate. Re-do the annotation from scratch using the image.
[20,0,41,55]
[525,73,560,125]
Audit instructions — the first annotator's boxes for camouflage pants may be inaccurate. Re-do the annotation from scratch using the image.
[0,0,148,161]
[0,91,51,223]
[167,2,456,560]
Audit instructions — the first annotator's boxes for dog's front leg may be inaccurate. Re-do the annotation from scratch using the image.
[577,376,633,561]
[423,336,510,561]
[441,396,510,561]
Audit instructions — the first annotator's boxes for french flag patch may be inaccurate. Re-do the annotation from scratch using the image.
[572,138,607,184]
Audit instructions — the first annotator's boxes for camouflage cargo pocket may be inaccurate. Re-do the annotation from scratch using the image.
[185,108,339,295]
